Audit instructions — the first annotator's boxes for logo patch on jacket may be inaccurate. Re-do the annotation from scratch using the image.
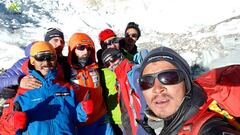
[89,69,100,87]
[55,92,70,96]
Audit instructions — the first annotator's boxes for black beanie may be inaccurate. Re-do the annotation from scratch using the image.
[44,28,64,42]
[101,48,122,64]
[125,22,141,39]
[140,46,192,94]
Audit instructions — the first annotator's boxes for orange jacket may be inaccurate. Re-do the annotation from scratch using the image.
[68,33,107,125]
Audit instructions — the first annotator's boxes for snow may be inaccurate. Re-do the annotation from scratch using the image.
[0,41,25,69]
[1,0,240,76]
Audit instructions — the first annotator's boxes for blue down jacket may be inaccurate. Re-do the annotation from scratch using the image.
[15,68,87,135]
[0,43,32,92]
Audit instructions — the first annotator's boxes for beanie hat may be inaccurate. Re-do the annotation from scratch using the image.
[44,28,64,42]
[125,22,141,39]
[99,29,116,45]
[140,46,192,94]
[30,41,56,65]
[101,48,122,64]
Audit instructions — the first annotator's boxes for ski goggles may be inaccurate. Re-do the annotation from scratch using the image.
[76,44,92,51]
[125,33,138,38]
[103,37,120,46]
[139,69,184,90]
[32,52,56,62]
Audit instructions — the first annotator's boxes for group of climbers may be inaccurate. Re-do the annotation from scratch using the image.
[0,21,240,135]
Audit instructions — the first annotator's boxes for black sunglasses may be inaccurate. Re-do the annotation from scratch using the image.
[125,33,138,38]
[103,37,119,46]
[32,52,56,62]
[139,69,184,90]
[76,44,91,51]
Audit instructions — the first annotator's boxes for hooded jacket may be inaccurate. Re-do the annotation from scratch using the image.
[114,58,141,135]
[68,33,107,125]
[13,60,87,135]
[138,47,240,135]
[0,91,24,135]
[141,84,240,135]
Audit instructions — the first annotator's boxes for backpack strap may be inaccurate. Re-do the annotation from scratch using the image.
[178,100,218,135]
[208,100,240,130]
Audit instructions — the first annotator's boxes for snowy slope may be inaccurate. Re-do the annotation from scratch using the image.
[0,0,240,76]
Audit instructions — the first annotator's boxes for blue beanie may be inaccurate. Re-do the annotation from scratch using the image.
[44,28,64,42]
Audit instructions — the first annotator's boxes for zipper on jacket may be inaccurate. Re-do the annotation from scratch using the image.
[45,79,54,134]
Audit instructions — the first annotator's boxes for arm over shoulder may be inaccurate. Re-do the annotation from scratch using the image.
[0,57,28,92]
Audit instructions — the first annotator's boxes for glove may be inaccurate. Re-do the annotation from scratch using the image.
[82,90,93,115]
[1,87,17,99]
[82,100,93,115]
[13,111,27,130]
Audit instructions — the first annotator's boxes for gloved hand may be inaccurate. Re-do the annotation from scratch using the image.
[13,102,27,130]
[1,86,17,99]
[13,111,27,130]
[82,100,93,115]
[82,90,93,115]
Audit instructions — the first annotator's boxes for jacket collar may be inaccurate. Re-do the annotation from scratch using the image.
[29,69,57,86]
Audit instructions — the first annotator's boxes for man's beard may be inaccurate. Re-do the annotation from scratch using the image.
[77,57,88,68]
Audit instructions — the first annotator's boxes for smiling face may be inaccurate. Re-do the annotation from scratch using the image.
[32,51,57,77]
[142,60,186,119]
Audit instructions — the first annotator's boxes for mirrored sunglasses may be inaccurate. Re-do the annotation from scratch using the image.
[103,37,120,46]
[32,52,56,62]
[139,69,184,90]
[125,33,138,38]
[76,44,91,51]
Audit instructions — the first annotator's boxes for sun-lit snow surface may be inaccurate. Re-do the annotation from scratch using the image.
[0,41,24,69]
[1,0,240,75]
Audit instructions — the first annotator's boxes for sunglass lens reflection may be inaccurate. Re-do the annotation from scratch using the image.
[76,45,91,51]
[34,53,55,61]
[139,70,183,90]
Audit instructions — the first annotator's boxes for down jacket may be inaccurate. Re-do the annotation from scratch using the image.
[14,61,87,135]
[0,57,27,92]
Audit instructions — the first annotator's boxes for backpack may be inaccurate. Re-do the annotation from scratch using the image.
[0,97,16,135]
[0,87,29,135]
[179,65,240,134]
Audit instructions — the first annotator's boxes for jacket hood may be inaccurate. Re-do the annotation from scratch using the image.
[68,33,96,68]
